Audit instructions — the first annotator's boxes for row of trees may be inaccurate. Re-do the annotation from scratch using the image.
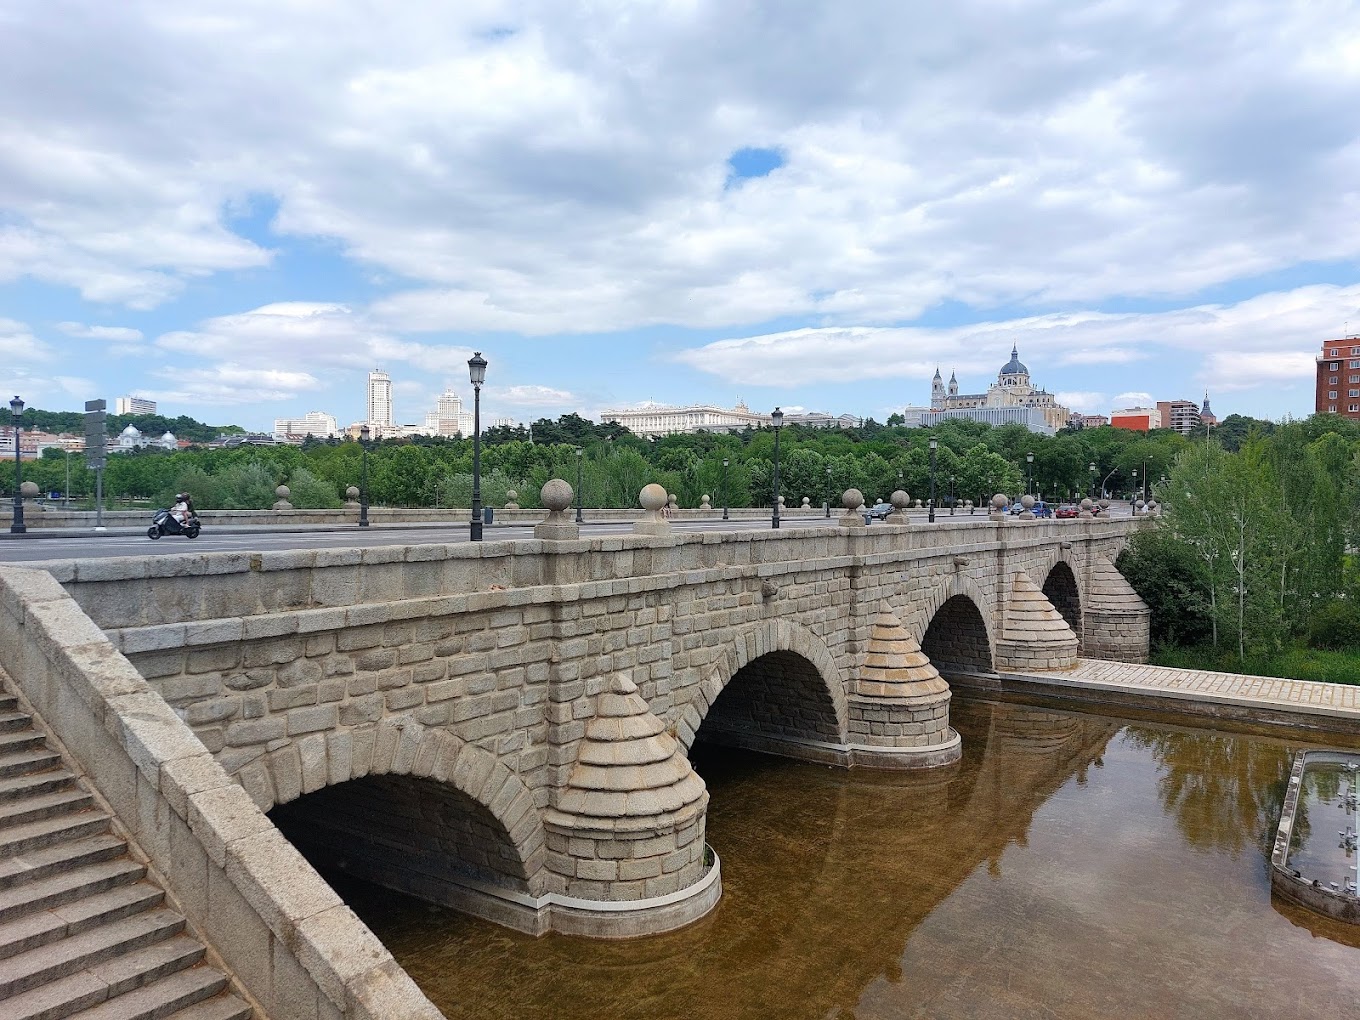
[11,409,1355,523]
[1121,416,1360,661]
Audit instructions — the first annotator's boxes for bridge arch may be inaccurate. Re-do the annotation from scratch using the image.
[262,720,549,899]
[674,619,847,755]
[916,578,995,676]
[1039,555,1083,640]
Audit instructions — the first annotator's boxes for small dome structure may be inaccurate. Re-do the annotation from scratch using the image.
[999,344,1028,377]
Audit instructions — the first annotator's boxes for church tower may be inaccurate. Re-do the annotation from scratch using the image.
[948,371,958,399]
[931,367,945,410]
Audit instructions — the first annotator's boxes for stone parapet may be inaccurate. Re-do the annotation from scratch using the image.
[0,565,443,1020]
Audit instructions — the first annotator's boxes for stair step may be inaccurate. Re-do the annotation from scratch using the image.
[2,936,207,1020]
[0,770,76,803]
[69,966,235,1020]
[165,991,253,1020]
[0,748,63,780]
[0,859,145,925]
[0,811,112,857]
[0,881,164,960]
[0,907,185,997]
[0,723,40,752]
[0,833,128,892]
[0,710,34,733]
[0,789,96,830]
[0,694,17,712]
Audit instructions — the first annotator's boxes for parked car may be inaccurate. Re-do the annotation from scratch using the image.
[864,501,894,522]
[1055,504,1079,519]
[1009,500,1053,517]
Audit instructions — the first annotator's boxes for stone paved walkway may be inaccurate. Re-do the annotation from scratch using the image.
[1010,657,1360,723]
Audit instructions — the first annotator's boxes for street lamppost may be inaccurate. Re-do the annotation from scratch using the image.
[1130,468,1139,511]
[1026,452,1033,496]
[949,474,956,515]
[574,447,584,524]
[722,458,729,521]
[358,425,370,528]
[824,465,832,518]
[468,351,487,542]
[770,407,784,529]
[1088,462,1097,500]
[928,435,938,523]
[9,395,25,534]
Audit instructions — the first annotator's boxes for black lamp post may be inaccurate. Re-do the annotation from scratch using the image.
[1088,462,1097,500]
[824,465,832,518]
[574,447,584,523]
[722,458,729,521]
[770,407,784,529]
[1026,452,1033,496]
[928,436,938,523]
[468,351,487,541]
[1130,468,1139,511]
[358,425,370,528]
[9,395,25,534]
[949,474,956,515]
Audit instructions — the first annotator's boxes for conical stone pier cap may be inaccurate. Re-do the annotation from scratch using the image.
[852,606,950,700]
[549,674,707,834]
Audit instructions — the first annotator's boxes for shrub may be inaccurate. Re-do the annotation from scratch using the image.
[1307,600,1360,651]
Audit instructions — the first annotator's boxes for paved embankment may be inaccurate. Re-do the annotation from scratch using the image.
[978,658,1360,733]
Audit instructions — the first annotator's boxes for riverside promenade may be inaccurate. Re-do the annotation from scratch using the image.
[984,658,1360,734]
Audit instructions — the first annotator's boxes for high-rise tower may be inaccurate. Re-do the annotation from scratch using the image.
[367,369,393,429]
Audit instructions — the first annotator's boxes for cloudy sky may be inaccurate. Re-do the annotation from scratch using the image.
[2,0,1358,430]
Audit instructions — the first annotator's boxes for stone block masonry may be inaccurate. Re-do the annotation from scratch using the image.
[22,517,1145,939]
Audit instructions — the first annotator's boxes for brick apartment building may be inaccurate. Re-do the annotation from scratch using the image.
[1317,336,1360,420]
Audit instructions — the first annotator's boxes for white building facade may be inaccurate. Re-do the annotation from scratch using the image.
[273,411,340,440]
[115,396,157,416]
[367,370,393,429]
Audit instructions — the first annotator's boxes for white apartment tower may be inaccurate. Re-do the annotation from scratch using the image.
[115,396,157,416]
[367,370,393,429]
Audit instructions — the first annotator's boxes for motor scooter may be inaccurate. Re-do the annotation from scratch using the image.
[147,508,201,539]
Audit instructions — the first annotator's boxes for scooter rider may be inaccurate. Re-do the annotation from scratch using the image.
[171,492,194,527]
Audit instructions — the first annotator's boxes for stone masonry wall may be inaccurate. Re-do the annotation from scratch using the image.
[921,595,994,674]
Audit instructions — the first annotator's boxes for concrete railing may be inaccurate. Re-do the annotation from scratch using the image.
[0,565,444,1020]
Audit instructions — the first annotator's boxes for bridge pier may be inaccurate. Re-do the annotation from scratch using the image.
[1081,556,1151,663]
[846,607,961,769]
[543,674,720,937]
[994,571,1080,672]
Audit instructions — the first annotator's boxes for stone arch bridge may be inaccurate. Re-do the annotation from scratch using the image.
[9,517,1146,943]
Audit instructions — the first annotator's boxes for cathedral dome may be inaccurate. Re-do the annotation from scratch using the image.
[999,345,1028,376]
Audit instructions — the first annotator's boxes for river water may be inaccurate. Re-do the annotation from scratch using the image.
[330,698,1360,1019]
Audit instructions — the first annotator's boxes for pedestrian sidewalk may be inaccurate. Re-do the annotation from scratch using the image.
[1004,657,1360,727]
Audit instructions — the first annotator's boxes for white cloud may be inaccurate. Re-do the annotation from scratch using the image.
[0,0,1355,333]
[1055,392,1107,414]
[496,384,578,407]
[670,282,1360,391]
[57,322,144,342]
[1113,392,1156,407]
[0,319,51,362]
[145,364,323,406]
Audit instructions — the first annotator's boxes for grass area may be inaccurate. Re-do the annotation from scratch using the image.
[1151,643,1360,685]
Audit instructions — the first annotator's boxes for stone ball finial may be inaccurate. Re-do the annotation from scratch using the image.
[19,480,39,499]
[701,494,710,503]
[1099,498,1111,510]
[842,488,864,511]
[801,496,811,508]
[542,478,574,512]
[276,485,290,499]
[1020,494,1034,509]
[345,485,360,501]
[991,493,1009,510]
[507,489,518,502]
[639,483,668,512]
[891,489,909,510]
[1080,497,1093,510]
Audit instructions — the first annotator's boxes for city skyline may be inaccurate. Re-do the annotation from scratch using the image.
[2,4,1358,433]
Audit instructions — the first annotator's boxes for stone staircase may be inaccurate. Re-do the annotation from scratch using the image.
[0,686,253,1020]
